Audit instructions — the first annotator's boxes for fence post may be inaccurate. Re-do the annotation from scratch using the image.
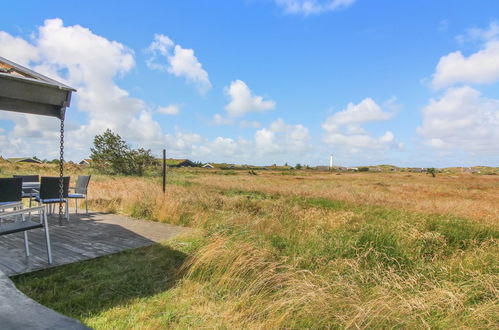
[162,149,166,193]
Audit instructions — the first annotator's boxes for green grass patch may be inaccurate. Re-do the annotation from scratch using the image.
[12,241,191,325]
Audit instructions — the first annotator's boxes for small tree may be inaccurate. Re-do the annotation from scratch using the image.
[90,129,155,176]
[126,148,156,176]
[427,168,437,178]
[295,163,302,170]
[91,129,129,174]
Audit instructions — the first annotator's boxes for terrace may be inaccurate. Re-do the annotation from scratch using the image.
[0,210,186,276]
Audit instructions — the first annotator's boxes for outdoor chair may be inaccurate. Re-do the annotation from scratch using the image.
[68,175,91,214]
[0,177,23,206]
[0,201,52,264]
[13,175,40,198]
[31,176,70,221]
[13,175,39,182]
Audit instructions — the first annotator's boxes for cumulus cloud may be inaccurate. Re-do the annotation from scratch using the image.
[0,19,313,165]
[224,80,276,117]
[0,31,40,66]
[255,119,311,156]
[432,22,499,89]
[0,18,163,159]
[240,120,261,128]
[418,86,499,153]
[212,114,234,126]
[158,104,181,115]
[322,98,401,152]
[163,119,311,164]
[147,34,211,93]
[275,0,355,15]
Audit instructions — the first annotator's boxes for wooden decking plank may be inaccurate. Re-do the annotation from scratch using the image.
[0,211,187,276]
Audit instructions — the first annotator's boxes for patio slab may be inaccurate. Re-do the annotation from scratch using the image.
[0,211,188,276]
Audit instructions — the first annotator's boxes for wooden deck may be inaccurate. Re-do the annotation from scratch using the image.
[0,211,187,276]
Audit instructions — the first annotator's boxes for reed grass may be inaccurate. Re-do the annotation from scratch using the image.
[4,163,498,328]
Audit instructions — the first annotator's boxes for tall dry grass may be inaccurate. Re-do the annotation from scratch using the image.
[3,164,497,328]
[191,171,499,224]
[81,171,498,328]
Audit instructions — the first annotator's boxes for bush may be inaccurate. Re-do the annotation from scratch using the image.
[90,129,156,176]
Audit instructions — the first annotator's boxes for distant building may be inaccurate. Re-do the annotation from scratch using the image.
[464,167,480,174]
[79,159,92,165]
[7,157,42,164]
[202,163,214,169]
[408,168,427,173]
[165,159,197,167]
[347,167,359,171]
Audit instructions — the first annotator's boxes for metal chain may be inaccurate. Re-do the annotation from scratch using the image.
[58,108,66,225]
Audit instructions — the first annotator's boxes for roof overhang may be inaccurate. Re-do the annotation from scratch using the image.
[0,56,76,119]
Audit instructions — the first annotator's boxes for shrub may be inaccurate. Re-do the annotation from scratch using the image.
[90,129,156,176]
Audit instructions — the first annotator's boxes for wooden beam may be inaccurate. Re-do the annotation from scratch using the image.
[0,98,62,118]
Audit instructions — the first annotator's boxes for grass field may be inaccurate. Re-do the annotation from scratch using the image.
[3,162,498,329]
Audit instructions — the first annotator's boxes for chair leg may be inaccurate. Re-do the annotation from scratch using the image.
[85,196,88,214]
[23,231,30,257]
[66,202,69,222]
[42,210,52,264]
[20,212,30,257]
[75,198,78,213]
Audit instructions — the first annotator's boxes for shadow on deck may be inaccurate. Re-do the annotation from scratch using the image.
[0,211,188,276]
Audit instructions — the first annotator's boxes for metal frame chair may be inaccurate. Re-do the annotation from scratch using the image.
[0,202,52,264]
[68,175,91,214]
[13,175,40,199]
[31,176,70,221]
[0,177,23,206]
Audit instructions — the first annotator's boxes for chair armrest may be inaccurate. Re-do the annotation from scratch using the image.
[0,202,23,211]
[0,205,45,218]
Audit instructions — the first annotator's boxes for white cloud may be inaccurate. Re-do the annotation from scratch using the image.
[163,119,311,164]
[322,98,400,152]
[0,19,308,165]
[275,0,355,15]
[418,86,499,153]
[456,21,499,43]
[147,34,211,93]
[0,18,164,160]
[0,31,40,66]
[158,104,181,115]
[224,80,276,117]
[212,113,234,126]
[432,22,499,89]
[255,119,311,156]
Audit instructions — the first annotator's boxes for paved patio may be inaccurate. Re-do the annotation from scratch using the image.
[0,211,188,276]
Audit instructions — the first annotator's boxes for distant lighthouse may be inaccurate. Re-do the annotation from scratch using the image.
[329,154,333,170]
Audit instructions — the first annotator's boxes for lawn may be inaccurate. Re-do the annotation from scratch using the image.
[4,162,499,328]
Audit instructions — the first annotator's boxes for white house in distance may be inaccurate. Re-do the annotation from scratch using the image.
[202,163,214,169]
[79,159,91,165]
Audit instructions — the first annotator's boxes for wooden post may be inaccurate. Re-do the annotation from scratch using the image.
[162,149,166,193]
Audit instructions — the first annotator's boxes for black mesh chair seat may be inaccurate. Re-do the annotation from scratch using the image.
[0,178,23,204]
[13,175,40,198]
[31,176,70,221]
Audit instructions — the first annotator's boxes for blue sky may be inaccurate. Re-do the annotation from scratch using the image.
[1,0,499,167]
